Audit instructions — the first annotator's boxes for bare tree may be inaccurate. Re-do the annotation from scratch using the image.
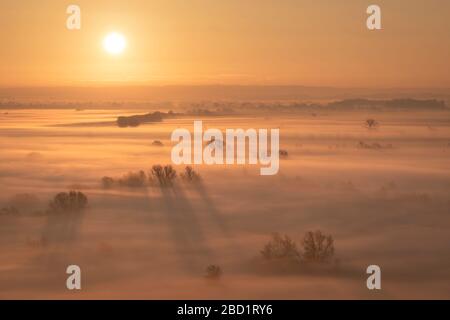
[48,191,88,214]
[150,165,177,187]
[205,265,222,280]
[118,171,147,188]
[261,233,301,262]
[301,230,335,264]
[101,176,115,189]
[279,149,289,157]
[181,166,201,183]
[364,118,379,129]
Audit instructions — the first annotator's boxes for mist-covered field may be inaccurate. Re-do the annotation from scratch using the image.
[1,106,450,299]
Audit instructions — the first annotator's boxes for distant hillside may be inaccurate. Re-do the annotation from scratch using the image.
[326,99,447,110]
[0,85,449,103]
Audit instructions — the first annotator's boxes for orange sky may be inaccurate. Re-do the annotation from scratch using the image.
[0,0,449,88]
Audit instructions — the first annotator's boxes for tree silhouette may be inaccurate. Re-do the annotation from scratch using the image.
[181,166,201,182]
[364,118,379,129]
[205,265,222,280]
[150,165,177,187]
[261,233,301,262]
[118,171,147,188]
[301,230,335,264]
[152,140,164,147]
[48,191,88,214]
[101,176,115,189]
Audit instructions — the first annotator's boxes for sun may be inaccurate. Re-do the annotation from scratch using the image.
[103,32,126,55]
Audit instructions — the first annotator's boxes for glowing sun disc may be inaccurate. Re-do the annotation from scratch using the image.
[103,32,126,55]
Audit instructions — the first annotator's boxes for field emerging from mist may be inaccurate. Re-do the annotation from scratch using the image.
[1,107,450,299]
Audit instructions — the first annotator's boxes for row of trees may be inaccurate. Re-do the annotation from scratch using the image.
[204,230,336,281]
[102,165,201,189]
[1,191,88,216]
[261,231,336,265]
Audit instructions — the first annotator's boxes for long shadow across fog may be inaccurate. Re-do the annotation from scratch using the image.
[191,181,241,255]
[42,211,85,245]
[193,181,232,236]
[155,184,214,273]
[6,209,88,294]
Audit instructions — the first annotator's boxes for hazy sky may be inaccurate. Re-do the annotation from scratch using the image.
[0,0,449,87]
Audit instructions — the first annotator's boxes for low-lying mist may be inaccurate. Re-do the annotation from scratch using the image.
[0,106,449,299]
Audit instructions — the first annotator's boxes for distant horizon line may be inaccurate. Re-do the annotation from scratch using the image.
[0,84,449,90]
[1,85,448,102]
